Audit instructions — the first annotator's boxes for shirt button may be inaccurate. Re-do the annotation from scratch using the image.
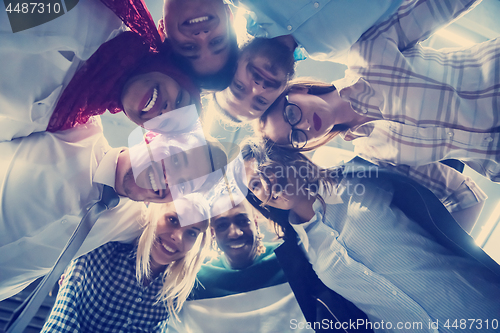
[485,136,493,142]
[392,290,398,296]
[127,318,133,324]
[287,25,293,31]
[362,109,368,114]
[61,219,67,224]
[136,297,142,302]
[330,232,335,236]
[364,270,369,275]
[447,131,453,137]
[313,2,320,8]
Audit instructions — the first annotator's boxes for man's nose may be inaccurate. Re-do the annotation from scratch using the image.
[252,81,265,95]
[295,118,311,131]
[227,224,243,238]
[192,29,210,40]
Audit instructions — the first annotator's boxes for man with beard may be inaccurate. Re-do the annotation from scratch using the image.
[213,37,296,123]
[164,187,372,332]
[164,191,312,332]
[160,0,239,90]
[211,0,403,123]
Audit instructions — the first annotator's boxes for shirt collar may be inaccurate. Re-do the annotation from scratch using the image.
[94,147,123,189]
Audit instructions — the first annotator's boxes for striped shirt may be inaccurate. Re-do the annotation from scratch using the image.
[335,0,498,210]
[290,177,500,332]
[41,242,167,333]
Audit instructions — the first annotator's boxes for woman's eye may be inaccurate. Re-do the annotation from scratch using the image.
[187,229,198,238]
[168,217,179,225]
[210,37,224,46]
[235,82,244,91]
[175,90,184,108]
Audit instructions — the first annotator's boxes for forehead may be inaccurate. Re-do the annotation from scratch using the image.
[164,199,206,223]
[212,202,251,222]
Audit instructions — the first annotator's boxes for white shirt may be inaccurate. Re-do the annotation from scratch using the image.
[0,117,144,300]
[290,179,500,332]
[0,0,124,141]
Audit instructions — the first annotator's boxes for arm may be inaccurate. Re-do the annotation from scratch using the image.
[376,162,486,233]
[361,0,481,50]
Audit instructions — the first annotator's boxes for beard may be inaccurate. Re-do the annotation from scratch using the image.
[240,37,295,78]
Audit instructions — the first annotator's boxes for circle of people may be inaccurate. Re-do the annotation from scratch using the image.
[1,0,499,332]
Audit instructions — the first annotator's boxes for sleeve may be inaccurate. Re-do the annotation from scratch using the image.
[361,0,481,50]
[395,162,487,213]
[40,258,87,333]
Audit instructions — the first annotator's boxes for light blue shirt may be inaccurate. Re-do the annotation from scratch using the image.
[237,0,404,62]
[290,178,500,332]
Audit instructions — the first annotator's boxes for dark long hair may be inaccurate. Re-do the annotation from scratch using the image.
[239,138,342,239]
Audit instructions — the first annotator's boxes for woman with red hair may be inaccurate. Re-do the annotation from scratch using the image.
[0,0,201,141]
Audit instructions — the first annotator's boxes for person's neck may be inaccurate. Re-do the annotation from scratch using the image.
[149,261,167,280]
[291,196,317,224]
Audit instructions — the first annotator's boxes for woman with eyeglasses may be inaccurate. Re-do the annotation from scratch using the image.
[253,78,492,233]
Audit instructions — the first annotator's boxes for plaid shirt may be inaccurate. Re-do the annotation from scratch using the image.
[41,242,168,333]
[335,0,497,211]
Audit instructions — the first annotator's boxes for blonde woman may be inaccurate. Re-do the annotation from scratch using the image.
[41,195,210,333]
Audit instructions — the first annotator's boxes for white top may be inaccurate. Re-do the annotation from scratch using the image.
[0,0,124,141]
[0,117,144,300]
[290,179,500,332]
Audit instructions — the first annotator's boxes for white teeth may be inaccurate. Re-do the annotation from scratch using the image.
[229,243,245,249]
[142,87,158,112]
[159,239,176,253]
[162,243,176,253]
[188,16,209,24]
[149,170,158,192]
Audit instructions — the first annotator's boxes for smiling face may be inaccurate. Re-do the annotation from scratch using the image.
[216,39,294,121]
[121,72,193,126]
[243,158,307,211]
[150,201,208,269]
[211,201,259,269]
[163,0,233,75]
[114,140,213,203]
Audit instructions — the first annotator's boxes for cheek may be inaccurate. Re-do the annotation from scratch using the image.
[183,237,198,254]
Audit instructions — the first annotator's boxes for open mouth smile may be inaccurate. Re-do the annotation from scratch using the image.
[186,16,210,25]
[158,238,178,254]
[142,87,158,112]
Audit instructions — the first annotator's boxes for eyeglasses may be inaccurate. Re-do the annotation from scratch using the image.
[283,95,308,149]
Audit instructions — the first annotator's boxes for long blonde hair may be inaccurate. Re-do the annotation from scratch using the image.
[135,196,210,320]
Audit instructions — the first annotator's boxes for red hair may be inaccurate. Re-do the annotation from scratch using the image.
[47,0,201,132]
